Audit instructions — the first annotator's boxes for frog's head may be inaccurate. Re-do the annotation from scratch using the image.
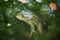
[16,11,27,21]
[16,10,33,21]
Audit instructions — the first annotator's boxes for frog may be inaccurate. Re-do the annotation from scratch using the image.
[16,10,46,39]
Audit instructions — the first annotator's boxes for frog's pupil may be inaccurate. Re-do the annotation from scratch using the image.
[21,14,24,17]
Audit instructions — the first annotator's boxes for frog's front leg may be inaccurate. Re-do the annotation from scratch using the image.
[29,23,35,39]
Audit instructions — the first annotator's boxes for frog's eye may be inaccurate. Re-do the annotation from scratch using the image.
[21,14,24,17]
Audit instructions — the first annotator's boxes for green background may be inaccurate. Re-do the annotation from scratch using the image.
[0,0,60,40]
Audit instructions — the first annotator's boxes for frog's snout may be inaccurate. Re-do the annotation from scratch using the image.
[16,15,18,18]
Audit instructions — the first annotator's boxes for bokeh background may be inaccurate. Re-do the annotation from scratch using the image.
[0,0,60,40]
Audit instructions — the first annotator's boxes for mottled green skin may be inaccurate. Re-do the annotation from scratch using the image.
[16,10,46,38]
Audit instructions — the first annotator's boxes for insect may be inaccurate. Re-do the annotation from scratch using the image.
[16,10,46,39]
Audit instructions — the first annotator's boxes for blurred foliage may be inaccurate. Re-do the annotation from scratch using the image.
[0,0,60,40]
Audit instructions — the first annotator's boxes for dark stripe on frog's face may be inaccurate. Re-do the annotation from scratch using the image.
[16,14,29,21]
